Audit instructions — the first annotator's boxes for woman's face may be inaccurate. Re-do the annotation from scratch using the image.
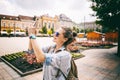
[53,28,67,45]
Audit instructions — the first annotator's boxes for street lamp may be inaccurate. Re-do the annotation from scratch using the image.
[14,22,16,37]
[84,16,85,34]
[0,18,1,36]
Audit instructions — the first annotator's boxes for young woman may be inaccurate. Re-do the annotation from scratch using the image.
[28,27,77,80]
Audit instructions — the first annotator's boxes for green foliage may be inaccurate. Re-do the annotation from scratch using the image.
[51,27,54,34]
[39,29,43,33]
[4,52,24,60]
[80,29,84,33]
[42,26,47,34]
[47,29,52,36]
[76,28,80,33]
[85,28,94,33]
[71,53,85,59]
[73,26,79,33]
[20,30,25,32]
[7,29,12,35]
[25,28,29,36]
[73,26,76,31]
[96,27,101,32]
[90,0,120,55]
[90,0,120,30]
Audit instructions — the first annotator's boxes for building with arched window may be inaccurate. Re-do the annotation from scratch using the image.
[0,14,78,36]
[0,14,35,36]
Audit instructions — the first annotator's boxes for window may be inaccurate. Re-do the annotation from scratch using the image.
[3,23,5,27]
[52,23,54,28]
[8,23,10,27]
[44,22,47,27]
[48,23,50,29]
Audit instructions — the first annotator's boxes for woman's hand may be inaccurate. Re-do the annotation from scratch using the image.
[28,27,37,36]
[28,28,37,39]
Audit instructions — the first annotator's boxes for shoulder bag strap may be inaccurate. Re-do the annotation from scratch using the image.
[47,46,51,53]
[55,69,67,79]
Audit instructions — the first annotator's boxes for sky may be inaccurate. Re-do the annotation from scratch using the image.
[0,0,96,23]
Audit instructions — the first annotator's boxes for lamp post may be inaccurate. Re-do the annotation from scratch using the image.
[83,16,86,39]
[14,22,16,37]
[0,18,1,36]
[84,16,85,34]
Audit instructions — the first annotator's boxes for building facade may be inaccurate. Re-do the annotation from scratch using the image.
[79,22,102,31]
[0,14,59,36]
[58,14,79,29]
[0,14,79,36]
[0,14,35,36]
[40,14,58,31]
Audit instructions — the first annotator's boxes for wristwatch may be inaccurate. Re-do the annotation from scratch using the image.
[29,34,36,39]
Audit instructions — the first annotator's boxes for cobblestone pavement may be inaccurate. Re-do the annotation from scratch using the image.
[0,37,120,80]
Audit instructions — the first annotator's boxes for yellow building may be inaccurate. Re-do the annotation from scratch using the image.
[0,14,59,36]
[0,14,35,36]
[41,14,58,30]
[34,14,58,35]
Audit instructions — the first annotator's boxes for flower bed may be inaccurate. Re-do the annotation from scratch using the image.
[0,52,43,76]
[0,51,84,76]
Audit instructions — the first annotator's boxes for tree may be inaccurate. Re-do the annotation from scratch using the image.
[73,26,79,33]
[80,29,84,33]
[42,26,47,34]
[26,28,28,36]
[73,26,76,32]
[7,29,12,37]
[51,27,54,34]
[47,29,52,36]
[96,27,101,32]
[39,29,43,33]
[76,28,80,33]
[90,0,120,56]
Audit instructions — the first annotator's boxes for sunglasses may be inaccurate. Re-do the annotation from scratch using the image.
[55,32,60,37]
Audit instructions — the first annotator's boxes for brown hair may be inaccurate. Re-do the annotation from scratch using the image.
[61,27,77,47]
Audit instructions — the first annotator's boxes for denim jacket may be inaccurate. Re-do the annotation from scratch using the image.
[42,45,72,80]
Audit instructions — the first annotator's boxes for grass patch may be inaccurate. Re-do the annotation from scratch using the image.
[79,46,90,50]
[71,53,85,60]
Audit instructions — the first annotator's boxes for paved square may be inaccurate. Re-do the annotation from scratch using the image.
[0,37,120,80]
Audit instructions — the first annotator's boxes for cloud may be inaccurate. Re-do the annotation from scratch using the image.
[10,0,56,10]
[0,0,15,14]
[0,0,96,23]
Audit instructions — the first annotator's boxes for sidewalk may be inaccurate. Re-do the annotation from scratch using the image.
[0,46,120,80]
[76,46,120,80]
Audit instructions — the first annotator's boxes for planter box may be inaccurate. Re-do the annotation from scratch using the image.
[0,52,43,76]
[0,51,85,76]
